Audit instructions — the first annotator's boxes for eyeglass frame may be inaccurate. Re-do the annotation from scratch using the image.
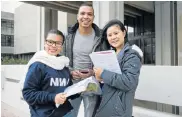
[45,39,63,47]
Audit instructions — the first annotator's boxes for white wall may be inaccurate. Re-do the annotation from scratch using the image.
[1,65,182,117]
[135,66,182,107]
[1,65,27,81]
[1,65,29,115]
[2,65,182,106]
[14,3,40,54]
[1,47,14,54]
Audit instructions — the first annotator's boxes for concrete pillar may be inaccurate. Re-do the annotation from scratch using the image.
[39,7,46,50]
[50,9,58,29]
[155,1,178,65]
[155,1,172,113]
[93,1,124,28]
[177,2,182,115]
[155,1,171,65]
[67,13,77,28]
[177,1,182,66]
[58,11,67,34]
[58,12,77,35]
[44,8,58,37]
[39,7,58,50]
[155,1,178,114]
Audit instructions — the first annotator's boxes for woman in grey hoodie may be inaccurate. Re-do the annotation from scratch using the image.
[94,19,142,117]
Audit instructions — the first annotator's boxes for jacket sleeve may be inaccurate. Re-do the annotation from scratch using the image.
[101,53,141,92]
[22,63,56,106]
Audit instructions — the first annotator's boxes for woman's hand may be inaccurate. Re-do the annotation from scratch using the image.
[55,93,67,104]
[93,67,103,82]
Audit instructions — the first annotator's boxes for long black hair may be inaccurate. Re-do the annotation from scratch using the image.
[100,19,128,50]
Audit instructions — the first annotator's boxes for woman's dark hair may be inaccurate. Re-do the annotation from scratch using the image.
[101,19,128,49]
[47,29,65,44]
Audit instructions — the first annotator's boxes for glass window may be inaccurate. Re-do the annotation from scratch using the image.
[1,34,5,40]
[1,34,14,47]
[1,35,6,46]
[128,26,134,33]
[1,19,14,34]
[10,36,14,47]
[1,20,7,33]
[1,20,7,27]
[7,36,11,46]
[11,23,14,28]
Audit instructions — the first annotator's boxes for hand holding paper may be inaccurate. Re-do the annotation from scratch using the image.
[56,77,101,108]
[54,93,67,106]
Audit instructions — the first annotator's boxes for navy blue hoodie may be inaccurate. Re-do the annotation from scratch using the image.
[22,62,73,117]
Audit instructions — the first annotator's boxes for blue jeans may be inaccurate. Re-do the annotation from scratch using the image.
[70,94,99,117]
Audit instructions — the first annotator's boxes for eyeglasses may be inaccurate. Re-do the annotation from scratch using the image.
[45,40,63,47]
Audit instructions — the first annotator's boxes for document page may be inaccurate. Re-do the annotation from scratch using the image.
[89,50,121,74]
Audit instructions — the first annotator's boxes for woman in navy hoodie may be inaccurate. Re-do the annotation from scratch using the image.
[22,29,74,117]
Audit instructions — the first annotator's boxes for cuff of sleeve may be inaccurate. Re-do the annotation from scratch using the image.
[101,70,107,79]
[100,70,114,84]
[49,93,57,103]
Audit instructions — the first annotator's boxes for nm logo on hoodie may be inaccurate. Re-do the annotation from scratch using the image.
[50,78,69,86]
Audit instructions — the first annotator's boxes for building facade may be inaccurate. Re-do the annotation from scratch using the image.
[1,11,14,57]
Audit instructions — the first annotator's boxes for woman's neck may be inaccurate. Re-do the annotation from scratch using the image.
[116,44,124,54]
[116,48,121,54]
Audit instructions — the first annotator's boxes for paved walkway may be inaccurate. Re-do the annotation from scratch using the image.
[1,101,84,117]
[1,102,29,117]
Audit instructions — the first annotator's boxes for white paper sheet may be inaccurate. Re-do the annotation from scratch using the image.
[89,50,121,74]
[56,77,102,108]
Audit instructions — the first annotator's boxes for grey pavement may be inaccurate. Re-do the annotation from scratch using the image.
[1,102,29,117]
[1,101,84,117]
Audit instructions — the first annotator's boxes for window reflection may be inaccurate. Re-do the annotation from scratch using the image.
[124,13,155,65]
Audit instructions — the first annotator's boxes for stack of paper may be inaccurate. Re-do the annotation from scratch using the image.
[89,50,121,74]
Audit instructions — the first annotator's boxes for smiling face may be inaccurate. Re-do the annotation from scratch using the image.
[44,34,63,56]
[106,25,126,50]
[77,5,94,28]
